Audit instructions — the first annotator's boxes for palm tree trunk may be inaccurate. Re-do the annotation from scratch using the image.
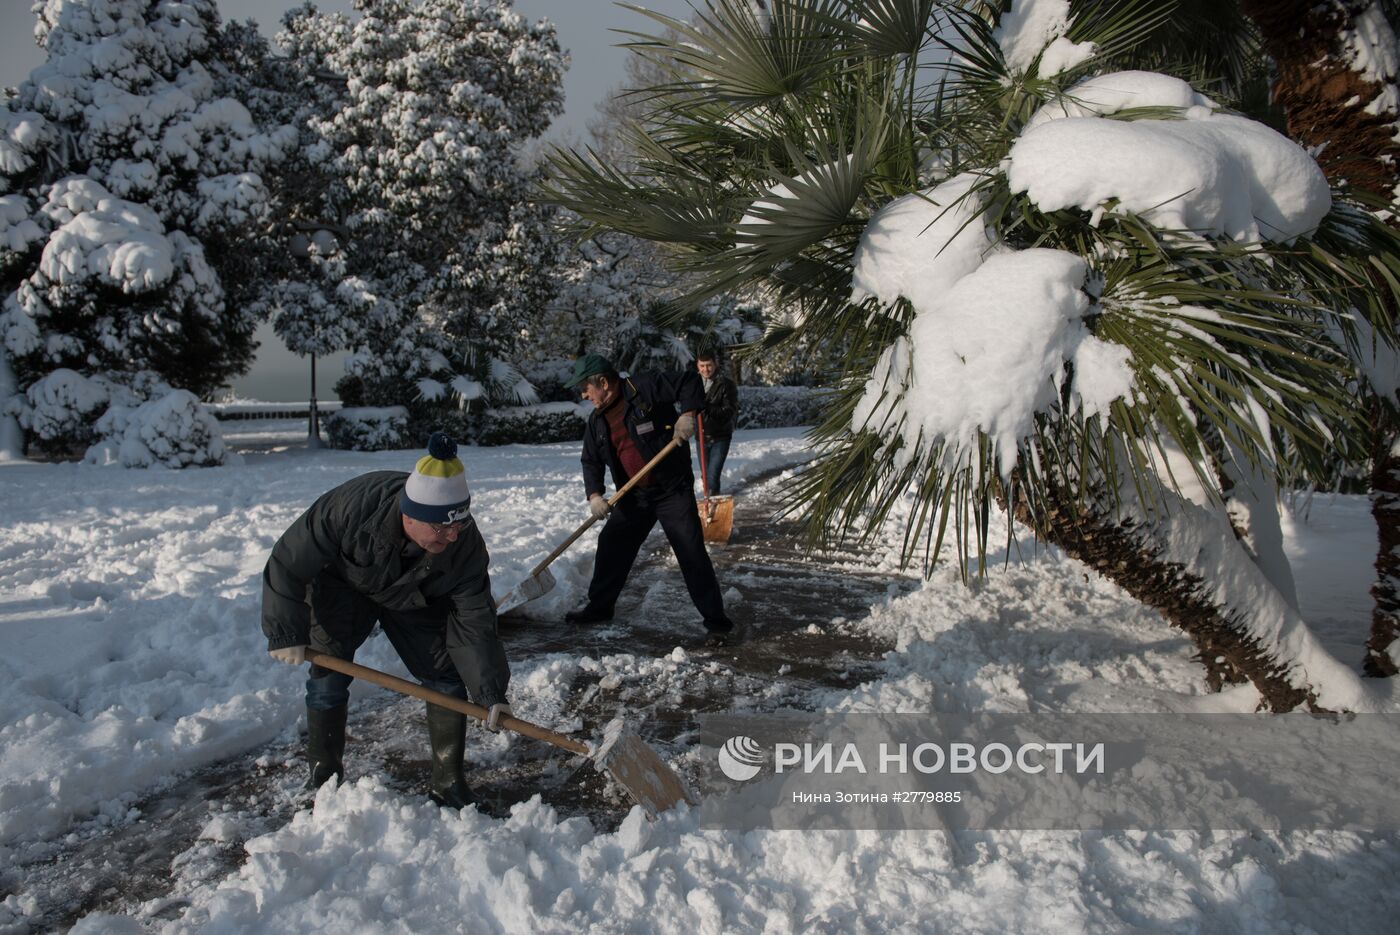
[1242,0,1400,678]
[1240,0,1400,197]
[1366,403,1400,675]
[1012,476,1313,711]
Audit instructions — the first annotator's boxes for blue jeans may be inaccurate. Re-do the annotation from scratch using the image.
[701,435,731,494]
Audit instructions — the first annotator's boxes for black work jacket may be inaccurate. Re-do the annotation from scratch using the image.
[582,370,703,497]
[702,376,739,439]
[260,471,508,707]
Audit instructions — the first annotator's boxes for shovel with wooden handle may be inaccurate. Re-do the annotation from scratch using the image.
[494,438,683,614]
[304,649,695,819]
[696,414,734,544]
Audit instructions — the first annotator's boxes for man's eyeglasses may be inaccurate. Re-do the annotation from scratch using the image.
[428,520,469,535]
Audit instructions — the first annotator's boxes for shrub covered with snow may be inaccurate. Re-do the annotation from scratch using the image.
[475,402,587,446]
[324,407,411,452]
[11,369,122,454]
[86,389,226,468]
[736,385,826,430]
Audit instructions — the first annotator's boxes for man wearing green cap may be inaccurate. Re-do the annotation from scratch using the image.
[565,354,739,646]
[260,432,512,809]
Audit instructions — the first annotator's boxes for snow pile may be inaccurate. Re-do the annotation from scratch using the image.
[993,0,1096,78]
[37,178,176,293]
[323,406,410,451]
[86,388,226,468]
[14,369,225,466]
[1024,70,1216,128]
[0,194,45,253]
[1333,307,1400,399]
[3,432,1399,931]
[0,110,52,177]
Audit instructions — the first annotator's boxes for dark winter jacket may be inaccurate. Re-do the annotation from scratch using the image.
[701,375,739,439]
[582,370,704,496]
[261,471,508,707]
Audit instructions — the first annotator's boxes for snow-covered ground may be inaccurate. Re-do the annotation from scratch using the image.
[2,427,1397,933]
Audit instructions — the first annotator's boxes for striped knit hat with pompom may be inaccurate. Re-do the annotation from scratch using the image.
[400,432,472,524]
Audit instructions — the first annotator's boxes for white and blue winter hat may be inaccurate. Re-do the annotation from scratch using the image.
[400,432,472,524]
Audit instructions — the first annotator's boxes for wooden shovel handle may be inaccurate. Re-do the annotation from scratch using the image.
[304,650,590,756]
[525,438,682,578]
[697,413,710,499]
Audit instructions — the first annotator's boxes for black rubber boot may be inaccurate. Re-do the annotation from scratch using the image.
[305,704,347,790]
[426,702,478,809]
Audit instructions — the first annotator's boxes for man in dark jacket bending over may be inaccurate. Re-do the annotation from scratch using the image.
[261,433,510,808]
[564,354,739,647]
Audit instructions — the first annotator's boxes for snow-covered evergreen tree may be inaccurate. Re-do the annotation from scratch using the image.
[541,226,764,382]
[273,0,565,441]
[0,0,295,458]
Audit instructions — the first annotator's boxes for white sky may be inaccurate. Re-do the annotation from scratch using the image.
[0,0,693,401]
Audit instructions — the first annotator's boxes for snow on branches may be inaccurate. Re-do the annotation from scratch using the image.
[0,0,294,462]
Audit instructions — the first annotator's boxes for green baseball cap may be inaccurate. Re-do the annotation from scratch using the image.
[567,353,615,388]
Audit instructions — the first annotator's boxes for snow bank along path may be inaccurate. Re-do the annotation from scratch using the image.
[4,429,1399,933]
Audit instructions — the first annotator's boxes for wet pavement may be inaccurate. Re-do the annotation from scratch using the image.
[8,467,918,931]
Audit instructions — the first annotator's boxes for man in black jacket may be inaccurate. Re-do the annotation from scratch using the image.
[696,350,739,494]
[564,354,739,646]
[261,433,511,808]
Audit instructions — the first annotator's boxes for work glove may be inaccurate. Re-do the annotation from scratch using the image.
[486,703,513,732]
[269,645,307,665]
[672,412,697,443]
[589,494,611,520]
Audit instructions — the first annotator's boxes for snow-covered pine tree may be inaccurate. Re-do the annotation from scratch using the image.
[540,223,765,385]
[0,0,295,458]
[273,0,565,444]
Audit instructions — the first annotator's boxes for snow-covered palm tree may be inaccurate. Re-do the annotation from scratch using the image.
[541,0,1400,711]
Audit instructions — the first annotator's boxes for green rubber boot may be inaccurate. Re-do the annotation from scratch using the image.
[305,705,347,790]
[426,702,479,809]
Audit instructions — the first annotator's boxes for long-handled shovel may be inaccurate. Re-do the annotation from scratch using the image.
[696,414,734,544]
[304,649,695,819]
[494,438,684,614]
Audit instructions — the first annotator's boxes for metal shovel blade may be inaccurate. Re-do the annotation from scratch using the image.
[302,651,696,819]
[594,718,697,818]
[495,566,557,613]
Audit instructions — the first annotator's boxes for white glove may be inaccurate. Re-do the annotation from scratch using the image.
[672,412,697,442]
[589,494,611,520]
[269,645,307,665]
[486,703,513,732]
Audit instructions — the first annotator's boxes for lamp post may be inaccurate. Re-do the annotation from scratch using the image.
[307,349,322,449]
[288,224,343,450]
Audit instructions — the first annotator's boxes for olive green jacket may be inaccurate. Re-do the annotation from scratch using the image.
[260,471,507,707]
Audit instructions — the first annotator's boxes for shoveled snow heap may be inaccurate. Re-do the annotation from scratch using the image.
[1,431,1397,932]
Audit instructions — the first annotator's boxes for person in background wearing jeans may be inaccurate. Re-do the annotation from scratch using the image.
[696,350,739,494]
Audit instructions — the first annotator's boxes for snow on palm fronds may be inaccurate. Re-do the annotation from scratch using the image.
[542,0,1400,709]
[545,0,1388,553]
